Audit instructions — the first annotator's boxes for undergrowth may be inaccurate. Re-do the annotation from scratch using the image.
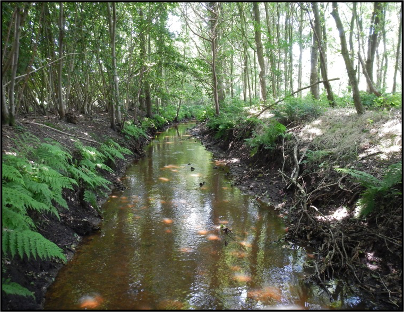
[335,162,402,217]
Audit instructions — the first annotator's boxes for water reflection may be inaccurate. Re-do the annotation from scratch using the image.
[44,123,364,310]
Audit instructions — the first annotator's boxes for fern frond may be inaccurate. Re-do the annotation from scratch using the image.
[33,142,72,174]
[335,167,381,188]
[2,278,35,298]
[100,139,132,164]
[2,163,24,183]
[2,206,34,231]
[83,190,97,207]
[2,229,66,262]
[2,186,50,214]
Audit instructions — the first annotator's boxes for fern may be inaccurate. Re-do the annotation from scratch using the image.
[335,162,402,217]
[83,190,98,208]
[99,139,132,164]
[33,142,72,174]
[2,229,66,262]
[2,278,34,298]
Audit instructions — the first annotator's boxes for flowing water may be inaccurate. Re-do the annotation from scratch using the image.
[44,122,365,310]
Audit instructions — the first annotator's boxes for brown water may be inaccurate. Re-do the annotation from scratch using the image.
[44,123,365,310]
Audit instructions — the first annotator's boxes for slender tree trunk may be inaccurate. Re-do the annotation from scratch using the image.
[107,2,116,129]
[310,29,319,99]
[209,2,220,115]
[365,2,382,92]
[297,7,303,97]
[331,3,364,115]
[264,2,276,98]
[57,2,65,120]
[8,7,22,126]
[253,2,267,103]
[392,6,402,94]
[311,2,334,106]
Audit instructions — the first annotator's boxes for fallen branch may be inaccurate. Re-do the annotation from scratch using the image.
[23,121,99,144]
[255,78,340,117]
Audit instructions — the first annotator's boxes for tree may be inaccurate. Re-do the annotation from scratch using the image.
[392,5,402,94]
[252,2,266,103]
[57,2,65,120]
[365,2,383,93]
[311,2,334,106]
[331,3,364,115]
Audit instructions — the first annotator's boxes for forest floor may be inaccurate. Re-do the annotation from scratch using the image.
[1,108,402,310]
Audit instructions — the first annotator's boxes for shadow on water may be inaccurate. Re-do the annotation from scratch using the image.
[44,123,366,310]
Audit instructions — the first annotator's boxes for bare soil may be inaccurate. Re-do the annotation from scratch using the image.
[1,111,402,310]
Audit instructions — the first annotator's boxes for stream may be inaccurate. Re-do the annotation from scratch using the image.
[44,122,366,310]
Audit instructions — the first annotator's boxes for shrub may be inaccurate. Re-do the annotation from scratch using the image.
[335,162,402,217]
[245,120,288,156]
[122,121,148,140]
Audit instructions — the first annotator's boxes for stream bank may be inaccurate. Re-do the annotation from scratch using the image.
[1,113,173,310]
[190,108,402,310]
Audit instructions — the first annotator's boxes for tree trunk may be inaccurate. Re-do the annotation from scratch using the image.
[297,7,303,97]
[392,6,402,94]
[264,2,276,98]
[8,7,22,126]
[107,2,116,129]
[57,2,65,120]
[310,29,319,99]
[365,2,383,92]
[209,2,220,115]
[331,3,364,115]
[311,2,334,106]
[253,2,267,103]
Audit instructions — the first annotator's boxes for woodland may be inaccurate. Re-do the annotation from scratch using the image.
[1,2,403,310]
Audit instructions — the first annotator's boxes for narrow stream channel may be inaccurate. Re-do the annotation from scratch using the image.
[44,122,364,310]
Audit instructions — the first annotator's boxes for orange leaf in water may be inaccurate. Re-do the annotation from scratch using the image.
[197,230,208,235]
[79,295,103,309]
[233,273,251,282]
[248,286,281,302]
[240,241,252,248]
[163,218,173,224]
[207,234,220,241]
[218,220,228,224]
[159,177,170,182]
[180,247,192,253]
[165,229,172,233]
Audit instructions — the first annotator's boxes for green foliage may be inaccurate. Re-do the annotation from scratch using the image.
[360,92,402,110]
[302,149,333,165]
[273,96,323,124]
[151,114,168,128]
[206,113,237,139]
[2,278,34,298]
[70,142,112,194]
[2,154,68,264]
[194,106,215,122]
[335,162,402,217]
[99,139,133,165]
[245,120,288,156]
[2,230,66,262]
[122,121,148,140]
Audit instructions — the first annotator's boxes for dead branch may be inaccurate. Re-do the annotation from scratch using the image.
[22,121,99,144]
[255,78,340,117]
